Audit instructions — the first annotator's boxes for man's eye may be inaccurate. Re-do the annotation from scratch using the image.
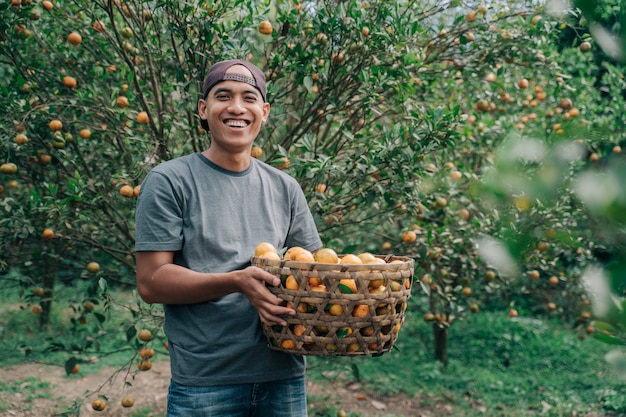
[245,96,257,102]
[216,94,230,100]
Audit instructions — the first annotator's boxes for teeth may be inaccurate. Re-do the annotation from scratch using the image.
[225,120,248,127]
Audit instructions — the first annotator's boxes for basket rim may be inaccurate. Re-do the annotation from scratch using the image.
[251,254,414,272]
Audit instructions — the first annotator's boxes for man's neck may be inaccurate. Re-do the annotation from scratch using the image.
[202,148,251,172]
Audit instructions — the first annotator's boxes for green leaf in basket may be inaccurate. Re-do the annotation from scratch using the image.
[337,327,353,338]
[280,275,289,285]
[339,279,357,294]
[338,283,354,294]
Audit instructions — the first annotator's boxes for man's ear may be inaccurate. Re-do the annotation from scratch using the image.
[262,102,270,122]
[198,98,207,120]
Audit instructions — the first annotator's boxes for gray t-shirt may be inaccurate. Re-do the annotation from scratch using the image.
[135,153,322,386]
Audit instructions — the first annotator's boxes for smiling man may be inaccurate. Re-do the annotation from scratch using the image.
[134,59,322,416]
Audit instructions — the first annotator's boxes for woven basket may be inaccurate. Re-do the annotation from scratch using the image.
[251,254,414,356]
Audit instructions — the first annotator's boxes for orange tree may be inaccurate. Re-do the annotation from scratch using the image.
[0,0,618,386]
[475,0,626,377]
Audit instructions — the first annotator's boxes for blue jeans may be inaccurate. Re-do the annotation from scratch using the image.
[166,375,308,417]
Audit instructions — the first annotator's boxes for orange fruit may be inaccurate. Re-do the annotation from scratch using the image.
[352,304,369,318]
[250,145,263,158]
[136,111,149,124]
[461,287,472,296]
[310,284,328,292]
[368,276,385,289]
[548,276,559,286]
[86,262,100,274]
[361,326,374,336]
[579,41,591,52]
[121,396,135,408]
[508,308,518,318]
[402,230,417,243]
[32,287,44,297]
[41,228,55,239]
[259,251,281,261]
[275,156,290,169]
[326,304,343,316]
[284,246,306,260]
[91,20,105,32]
[49,119,63,131]
[62,75,77,88]
[137,359,152,371]
[292,324,306,337]
[0,162,18,174]
[32,305,43,314]
[139,347,155,359]
[116,96,129,108]
[390,280,403,291]
[39,153,52,164]
[83,301,95,311]
[528,270,540,280]
[347,343,361,353]
[67,31,81,45]
[314,248,339,264]
[91,398,107,411]
[79,128,91,139]
[42,0,53,11]
[357,252,377,264]
[119,184,134,198]
[340,254,362,265]
[281,339,296,349]
[70,364,80,374]
[259,20,273,35]
[14,133,28,145]
[255,242,278,257]
[308,277,322,287]
[285,275,299,290]
[293,249,315,263]
[137,329,152,342]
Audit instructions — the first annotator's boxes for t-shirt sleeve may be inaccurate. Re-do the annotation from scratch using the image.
[135,170,184,252]
[285,182,323,252]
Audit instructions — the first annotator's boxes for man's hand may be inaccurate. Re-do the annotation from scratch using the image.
[239,266,295,326]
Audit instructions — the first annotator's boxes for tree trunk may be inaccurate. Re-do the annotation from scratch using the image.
[39,255,58,331]
[433,324,449,366]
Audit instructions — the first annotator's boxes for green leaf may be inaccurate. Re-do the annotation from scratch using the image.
[338,283,354,294]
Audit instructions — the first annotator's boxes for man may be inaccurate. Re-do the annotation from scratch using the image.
[135,59,322,416]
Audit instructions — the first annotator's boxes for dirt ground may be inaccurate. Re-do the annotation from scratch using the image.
[0,360,453,417]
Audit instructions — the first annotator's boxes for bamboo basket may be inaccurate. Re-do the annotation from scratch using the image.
[251,254,413,356]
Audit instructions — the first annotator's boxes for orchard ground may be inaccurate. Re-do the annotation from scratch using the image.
[0,360,447,417]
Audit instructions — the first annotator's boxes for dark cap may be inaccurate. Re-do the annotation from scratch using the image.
[200,59,267,131]
[202,59,266,101]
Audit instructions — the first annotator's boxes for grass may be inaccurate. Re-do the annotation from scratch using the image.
[306,304,626,416]
[1,277,625,416]
[0,377,53,412]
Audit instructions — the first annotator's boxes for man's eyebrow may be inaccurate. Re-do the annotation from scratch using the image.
[212,86,260,97]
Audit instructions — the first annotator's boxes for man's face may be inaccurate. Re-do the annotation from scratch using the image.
[198,65,270,152]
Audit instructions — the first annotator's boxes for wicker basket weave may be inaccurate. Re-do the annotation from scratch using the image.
[251,254,413,356]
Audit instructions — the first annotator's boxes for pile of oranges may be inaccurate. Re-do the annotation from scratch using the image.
[253,242,412,353]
